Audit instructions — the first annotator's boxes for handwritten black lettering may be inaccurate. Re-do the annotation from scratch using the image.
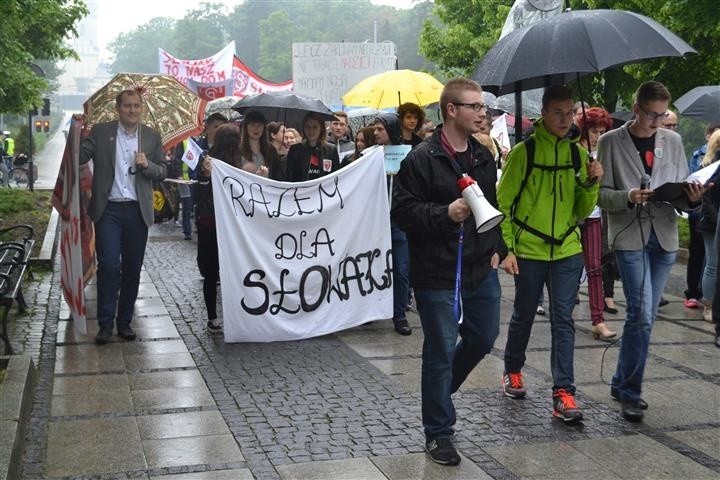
[241,270,269,315]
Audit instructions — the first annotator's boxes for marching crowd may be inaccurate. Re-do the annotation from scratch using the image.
[79,78,718,466]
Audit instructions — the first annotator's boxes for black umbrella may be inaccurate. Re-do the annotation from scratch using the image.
[232,91,337,129]
[675,86,720,124]
[472,9,696,143]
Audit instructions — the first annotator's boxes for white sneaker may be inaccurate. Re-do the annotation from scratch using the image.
[704,307,713,323]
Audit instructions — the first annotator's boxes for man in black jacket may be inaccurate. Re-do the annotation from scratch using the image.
[391,78,506,466]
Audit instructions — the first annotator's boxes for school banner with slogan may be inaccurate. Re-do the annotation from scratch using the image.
[211,146,393,342]
[159,42,236,89]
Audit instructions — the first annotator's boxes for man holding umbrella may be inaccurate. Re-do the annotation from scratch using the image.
[392,78,505,465]
[80,89,167,345]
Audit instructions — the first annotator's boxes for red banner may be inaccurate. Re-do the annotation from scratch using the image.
[232,56,293,97]
[52,117,96,332]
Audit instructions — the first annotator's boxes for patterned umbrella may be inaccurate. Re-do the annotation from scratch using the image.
[83,73,207,149]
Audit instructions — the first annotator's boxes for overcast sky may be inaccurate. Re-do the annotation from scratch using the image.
[95,0,418,59]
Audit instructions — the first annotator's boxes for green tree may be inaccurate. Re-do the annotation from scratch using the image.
[0,0,88,113]
[258,11,313,80]
[419,0,513,77]
[171,3,231,60]
[420,0,720,112]
[108,17,176,74]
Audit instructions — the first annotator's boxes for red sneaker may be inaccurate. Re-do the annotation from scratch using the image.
[552,389,583,424]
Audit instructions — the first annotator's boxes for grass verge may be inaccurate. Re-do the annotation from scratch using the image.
[0,189,53,257]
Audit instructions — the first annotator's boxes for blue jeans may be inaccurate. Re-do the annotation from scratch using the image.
[504,254,583,392]
[416,269,501,441]
[391,222,410,320]
[613,230,676,401]
[702,231,716,303]
[94,202,149,329]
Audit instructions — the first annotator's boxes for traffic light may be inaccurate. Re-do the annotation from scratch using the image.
[42,98,51,116]
[43,120,50,133]
[34,120,42,132]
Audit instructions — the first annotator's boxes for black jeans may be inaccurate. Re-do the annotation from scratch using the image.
[197,223,219,319]
[685,215,705,299]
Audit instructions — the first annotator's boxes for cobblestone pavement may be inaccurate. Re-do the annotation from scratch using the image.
[11,222,720,479]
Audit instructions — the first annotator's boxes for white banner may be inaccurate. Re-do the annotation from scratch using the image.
[159,42,236,88]
[292,42,397,110]
[211,146,393,342]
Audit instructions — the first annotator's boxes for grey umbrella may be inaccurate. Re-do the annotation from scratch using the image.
[675,86,720,124]
[232,91,336,129]
[472,9,696,143]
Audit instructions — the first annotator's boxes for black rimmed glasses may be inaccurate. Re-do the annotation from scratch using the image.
[636,103,670,121]
[453,102,487,112]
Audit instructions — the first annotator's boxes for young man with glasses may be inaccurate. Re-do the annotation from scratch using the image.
[498,85,603,424]
[597,81,706,422]
[392,78,506,465]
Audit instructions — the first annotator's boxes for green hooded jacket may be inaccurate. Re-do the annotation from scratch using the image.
[497,119,599,261]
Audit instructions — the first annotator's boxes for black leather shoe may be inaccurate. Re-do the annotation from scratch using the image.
[393,318,412,336]
[603,302,618,314]
[715,335,720,349]
[117,325,136,341]
[610,389,648,409]
[621,400,645,422]
[95,326,113,345]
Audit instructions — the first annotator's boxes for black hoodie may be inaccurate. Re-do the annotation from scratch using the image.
[375,112,402,146]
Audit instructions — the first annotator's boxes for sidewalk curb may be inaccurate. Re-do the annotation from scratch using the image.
[0,355,36,480]
[31,207,59,268]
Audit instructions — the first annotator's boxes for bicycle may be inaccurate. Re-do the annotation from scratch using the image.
[0,166,31,189]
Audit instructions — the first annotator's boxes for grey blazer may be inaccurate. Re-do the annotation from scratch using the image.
[80,121,167,227]
[597,122,692,252]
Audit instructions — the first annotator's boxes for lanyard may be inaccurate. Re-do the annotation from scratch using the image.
[454,224,464,323]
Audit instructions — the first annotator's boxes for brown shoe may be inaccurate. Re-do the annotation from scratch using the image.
[591,322,616,340]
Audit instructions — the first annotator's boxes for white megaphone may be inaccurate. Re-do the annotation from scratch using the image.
[457,174,505,233]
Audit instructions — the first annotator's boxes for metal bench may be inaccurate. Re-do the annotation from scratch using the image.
[0,225,34,354]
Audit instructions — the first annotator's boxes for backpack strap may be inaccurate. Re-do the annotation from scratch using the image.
[509,137,535,220]
[509,137,581,246]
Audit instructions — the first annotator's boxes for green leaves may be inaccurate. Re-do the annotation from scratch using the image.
[0,0,88,113]
[422,0,720,113]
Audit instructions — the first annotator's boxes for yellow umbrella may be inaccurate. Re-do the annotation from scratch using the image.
[83,73,207,149]
[342,69,444,109]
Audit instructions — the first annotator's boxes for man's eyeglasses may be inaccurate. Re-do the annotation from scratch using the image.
[453,102,486,112]
[637,103,670,121]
